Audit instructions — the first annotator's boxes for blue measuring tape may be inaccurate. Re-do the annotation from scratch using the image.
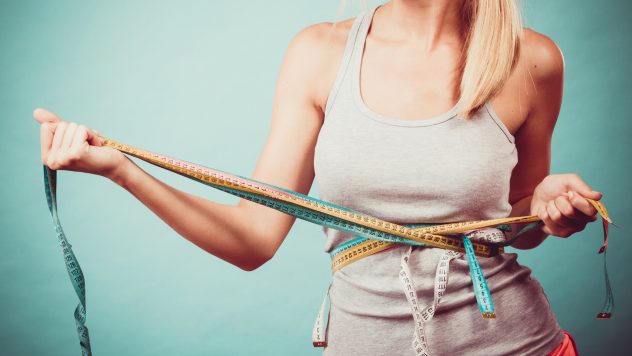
[44,166,92,356]
[330,221,541,321]
[41,136,616,355]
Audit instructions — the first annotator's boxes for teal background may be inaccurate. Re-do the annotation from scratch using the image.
[1,0,630,355]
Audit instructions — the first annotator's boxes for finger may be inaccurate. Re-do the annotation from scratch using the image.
[51,121,67,151]
[33,108,61,124]
[48,121,68,168]
[87,128,102,146]
[537,205,554,235]
[546,200,575,237]
[40,122,57,164]
[70,125,89,155]
[568,190,598,221]
[566,173,602,201]
[554,195,579,221]
[554,196,591,235]
[61,122,78,151]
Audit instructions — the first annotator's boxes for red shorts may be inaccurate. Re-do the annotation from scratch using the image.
[547,330,578,356]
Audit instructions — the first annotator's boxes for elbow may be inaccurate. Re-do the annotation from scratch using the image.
[238,253,273,272]
[237,237,279,272]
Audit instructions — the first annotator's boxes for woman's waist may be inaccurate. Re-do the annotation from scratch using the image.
[329,246,534,317]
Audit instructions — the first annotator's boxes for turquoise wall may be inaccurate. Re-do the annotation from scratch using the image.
[1,0,630,355]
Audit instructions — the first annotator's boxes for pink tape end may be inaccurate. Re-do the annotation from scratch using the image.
[596,312,612,319]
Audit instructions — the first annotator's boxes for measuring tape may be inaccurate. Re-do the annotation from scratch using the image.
[42,135,615,355]
[44,166,91,355]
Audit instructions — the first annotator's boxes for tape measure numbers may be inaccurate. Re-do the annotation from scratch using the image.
[42,135,616,355]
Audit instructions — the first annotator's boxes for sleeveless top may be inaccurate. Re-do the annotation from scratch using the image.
[311,4,565,356]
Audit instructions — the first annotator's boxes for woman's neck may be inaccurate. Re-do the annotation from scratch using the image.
[374,0,466,52]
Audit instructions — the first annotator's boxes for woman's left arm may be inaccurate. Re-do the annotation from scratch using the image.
[505,30,601,250]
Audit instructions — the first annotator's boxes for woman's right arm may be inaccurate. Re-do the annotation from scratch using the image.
[34,22,341,271]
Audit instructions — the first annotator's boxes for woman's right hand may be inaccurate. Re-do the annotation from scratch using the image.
[33,108,127,180]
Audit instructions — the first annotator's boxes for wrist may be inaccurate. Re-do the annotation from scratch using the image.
[510,225,548,250]
[507,194,548,249]
[105,156,134,186]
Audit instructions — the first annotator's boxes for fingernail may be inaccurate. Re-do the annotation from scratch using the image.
[568,191,574,198]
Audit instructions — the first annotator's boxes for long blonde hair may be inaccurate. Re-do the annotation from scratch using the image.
[333,0,524,119]
[458,0,523,118]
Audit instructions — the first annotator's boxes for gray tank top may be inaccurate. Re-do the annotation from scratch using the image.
[312,4,565,355]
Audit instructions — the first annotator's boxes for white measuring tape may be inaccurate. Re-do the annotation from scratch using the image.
[42,135,616,355]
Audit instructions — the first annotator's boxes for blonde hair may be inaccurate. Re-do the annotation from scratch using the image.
[333,0,524,119]
[458,0,523,118]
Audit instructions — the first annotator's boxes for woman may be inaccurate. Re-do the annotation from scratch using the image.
[34,1,600,355]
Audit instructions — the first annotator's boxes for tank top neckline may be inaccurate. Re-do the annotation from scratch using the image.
[351,4,461,128]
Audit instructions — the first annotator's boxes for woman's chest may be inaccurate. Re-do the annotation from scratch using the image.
[313,109,518,220]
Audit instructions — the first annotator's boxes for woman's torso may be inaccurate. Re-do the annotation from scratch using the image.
[312,4,564,355]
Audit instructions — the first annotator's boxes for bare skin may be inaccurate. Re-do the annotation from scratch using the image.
[34,0,601,271]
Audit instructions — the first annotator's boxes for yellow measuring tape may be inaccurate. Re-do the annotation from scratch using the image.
[99,137,507,256]
[95,136,614,316]
[44,135,616,356]
[330,204,609,272]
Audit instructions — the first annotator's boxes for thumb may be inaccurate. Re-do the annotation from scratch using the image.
[88,129,103,147]
[33,108,61,124]
[569,177,603,200]
[574,186,603,201]
[568,174,602,200]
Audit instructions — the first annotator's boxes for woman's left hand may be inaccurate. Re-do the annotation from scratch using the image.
[531,173,602,237]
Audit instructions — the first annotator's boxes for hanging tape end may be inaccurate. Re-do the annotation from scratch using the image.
[313,341,328,347]
[482,312,496,319]
[596,312,612,319]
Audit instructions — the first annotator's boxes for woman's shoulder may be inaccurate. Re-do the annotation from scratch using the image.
[282,17,357,112]
[488,28,564,135]
[519,27,565,84]
[292,17,355,43]
[284,19,353,74]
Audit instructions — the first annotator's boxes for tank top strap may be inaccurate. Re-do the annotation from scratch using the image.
[324,5,378,116]
[349,4,379,79]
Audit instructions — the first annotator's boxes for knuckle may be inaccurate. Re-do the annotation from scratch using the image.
[47,160,59,170]
[56,156,68,167]
[66,154,78,163]
[560,203,574,216]
[69,150,83,162]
